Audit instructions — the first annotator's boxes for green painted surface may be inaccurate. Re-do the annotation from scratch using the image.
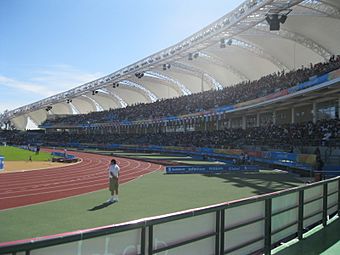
[0,146,53,161]
[173,160,225,165]
[273,217,340,255]
[0,170,303,242]
[86,149,227,165]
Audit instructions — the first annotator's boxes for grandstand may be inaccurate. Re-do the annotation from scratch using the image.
[1,0,340,254]
[0,0,339,131]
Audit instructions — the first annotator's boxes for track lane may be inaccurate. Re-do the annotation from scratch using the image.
[0,150,163,210]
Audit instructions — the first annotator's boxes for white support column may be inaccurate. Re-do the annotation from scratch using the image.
[291,107,295,124]
[216,114,220,131]
[313,102,317,123]
[242,115,246,130]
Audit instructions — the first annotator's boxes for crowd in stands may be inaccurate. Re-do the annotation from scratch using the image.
[42,55,340,126]
[3,119,339,151]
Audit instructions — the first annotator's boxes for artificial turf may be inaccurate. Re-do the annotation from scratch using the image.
[0,146,53,161]
[86,149,227,165]
[0,169,304,242]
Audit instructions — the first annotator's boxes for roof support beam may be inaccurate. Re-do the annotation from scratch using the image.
[254,23,333,60]
[231,38,289,70]
[82,95,104,111]
[120,80,158,102]
[299,1,340,19]
[172,62,224,90]
[145,71,192,95]
[100,88,128,108]
[199,52,250,80]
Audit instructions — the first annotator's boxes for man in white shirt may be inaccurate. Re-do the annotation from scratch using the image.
[107,159,120,203]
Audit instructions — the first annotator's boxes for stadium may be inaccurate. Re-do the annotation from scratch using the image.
[0,0,340,254]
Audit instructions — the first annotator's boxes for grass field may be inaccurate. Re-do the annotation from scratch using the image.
[0,169,304,242]
[0,146,53,161]
[85,149,229,166]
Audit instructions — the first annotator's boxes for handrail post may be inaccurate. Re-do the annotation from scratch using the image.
[298,190,304,240]
[141,227,146,255]
[322,183,328,227]
[264,198,272,255]
[148,225,153,255]
[220,209,225,255]
[215,210,220,255]
[338,178,340,216]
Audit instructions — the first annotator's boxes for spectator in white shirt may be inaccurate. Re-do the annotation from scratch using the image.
[107,159,120,203]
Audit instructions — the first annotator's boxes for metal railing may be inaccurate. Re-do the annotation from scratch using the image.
[0,177,339,255]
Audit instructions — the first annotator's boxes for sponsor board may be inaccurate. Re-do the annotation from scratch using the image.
[165,165,259,174]
[0,156,3,171]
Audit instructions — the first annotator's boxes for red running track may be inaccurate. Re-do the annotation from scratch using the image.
[0,150,163,210]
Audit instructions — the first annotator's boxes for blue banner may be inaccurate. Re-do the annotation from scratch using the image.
[0,156,3,170]
[199,147,214,154]
[288,74,328,94]
[215,105,235,113]
[51,152,76,159]
[255,158,312,171]
[165,165,259,174]
[266,151,297,161]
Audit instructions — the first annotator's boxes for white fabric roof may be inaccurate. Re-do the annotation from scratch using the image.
[2,0,340,130]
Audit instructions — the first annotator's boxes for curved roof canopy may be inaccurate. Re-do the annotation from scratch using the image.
[1,0,340,130]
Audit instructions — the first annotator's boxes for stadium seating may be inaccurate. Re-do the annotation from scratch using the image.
[41,56,340,126]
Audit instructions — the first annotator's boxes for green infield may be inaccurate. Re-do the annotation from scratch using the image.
[0,146,53,161]
[131,155,193,159]
[173,160,226,165]
[0,169,304,242]
[84,149,227,165]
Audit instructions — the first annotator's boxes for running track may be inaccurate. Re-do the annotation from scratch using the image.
[0,150,163,210]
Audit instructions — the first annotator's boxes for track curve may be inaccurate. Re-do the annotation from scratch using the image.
[0,150,163,210]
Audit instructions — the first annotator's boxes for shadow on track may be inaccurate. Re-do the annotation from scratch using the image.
[88,201,116,211]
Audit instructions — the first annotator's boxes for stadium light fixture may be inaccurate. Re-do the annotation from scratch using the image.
[220,38,226,48]
[135,72,144,79]
[162,64,171,70]
[279,14,287,24]
[265,9,291,31]
[188,53,193,61]
[266,14,280,30]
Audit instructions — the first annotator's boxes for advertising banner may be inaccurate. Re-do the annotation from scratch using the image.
[329,68,340,80]
[214,149,243,155]
[234,97,263,108]
[0,156,3,171]
[270,152,297,161]
[264,88,288,100]
[297,154,316,165]
[247,151,263,158]
[288,74,329,94]
[165,165,259,174]
[51,152,76,159]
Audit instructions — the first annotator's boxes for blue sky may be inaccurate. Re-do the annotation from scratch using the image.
[0,0,240,113]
